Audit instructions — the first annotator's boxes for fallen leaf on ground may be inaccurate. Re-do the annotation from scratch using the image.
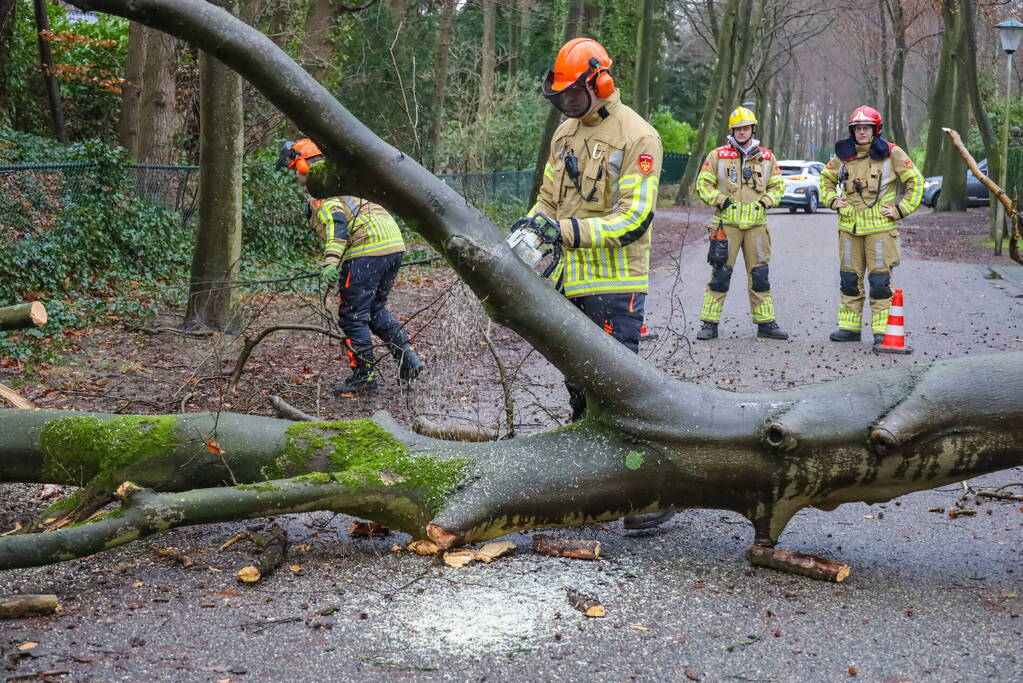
[347,521,390,538]
[584,605,606,618]
[17,642,38,651]
[475,541,516,563]
[628,624,648,631]
[407,539,441,555]
[289,565,302,574]
[205,439,226,455]
[237,566,261,583]
[684,667,702,681]
[443,550,476,568]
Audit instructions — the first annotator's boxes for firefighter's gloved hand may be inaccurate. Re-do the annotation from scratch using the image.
[837,206,853,218]
[717,196,733,211]
[530,212,561,244]
[758,197,772,209]
[319,262,339,287]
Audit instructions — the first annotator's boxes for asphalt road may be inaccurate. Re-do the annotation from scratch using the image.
[1,207,1021,682]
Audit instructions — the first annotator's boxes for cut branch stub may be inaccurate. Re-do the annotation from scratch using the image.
[0,301,47,332]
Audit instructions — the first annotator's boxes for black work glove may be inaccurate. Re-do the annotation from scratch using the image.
[718,197,733,211]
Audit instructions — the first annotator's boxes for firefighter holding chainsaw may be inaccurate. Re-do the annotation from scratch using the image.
[694,107,788,341]
[818,106,923,345]
[516,38,666,529]
[277,139,424,395]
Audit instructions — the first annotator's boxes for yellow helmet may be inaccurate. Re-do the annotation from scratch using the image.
[727,107,757,129]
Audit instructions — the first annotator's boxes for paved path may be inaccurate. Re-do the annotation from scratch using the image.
[1,207,1020,682]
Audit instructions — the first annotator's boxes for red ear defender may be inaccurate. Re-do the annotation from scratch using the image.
[294,158,310,175]
[587,57,615,98]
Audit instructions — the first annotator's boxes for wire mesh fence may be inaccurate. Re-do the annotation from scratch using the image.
[436,169,535,206]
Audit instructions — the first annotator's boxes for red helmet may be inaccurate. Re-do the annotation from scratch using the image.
[848,106,883,137]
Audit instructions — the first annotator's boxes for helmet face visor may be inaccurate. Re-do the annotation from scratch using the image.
[542,71,593,118]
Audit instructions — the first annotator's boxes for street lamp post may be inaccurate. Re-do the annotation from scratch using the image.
[995,20,1023,256]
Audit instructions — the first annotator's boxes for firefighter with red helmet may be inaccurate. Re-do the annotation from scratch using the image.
[525,37,666,529]
[819,106,923,345]
[277,139,424,394]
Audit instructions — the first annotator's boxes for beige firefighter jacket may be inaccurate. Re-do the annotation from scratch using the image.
[695,142,785,228]
[528,89,663,298]
[308,196,405,265]
[818,142,924,234]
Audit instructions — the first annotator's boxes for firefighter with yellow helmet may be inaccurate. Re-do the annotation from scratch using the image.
[524,37,666,529]
[277,139,424,394]
[694,106,788,340]
[818,106,923,345]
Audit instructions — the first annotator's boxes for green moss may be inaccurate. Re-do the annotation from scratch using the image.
[264,419,469,513]
[39,415,179,486]
[235,482,282,492]
[40,490,85,517]
[294,472,332,485]
[69,508,124,527]
[625,450,645,470]
[103,527,140,549]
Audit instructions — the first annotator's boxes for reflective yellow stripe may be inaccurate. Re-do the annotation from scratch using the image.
[751,296,775,323]
[837,305,862,330]
[346,238,405,258]
[871,308,890,333]
[700,291,722,321]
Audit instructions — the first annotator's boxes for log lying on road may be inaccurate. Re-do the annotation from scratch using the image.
[746,545,850,582]
[0,302,47,332]
[0,594,61,618]
[532,534,601,560]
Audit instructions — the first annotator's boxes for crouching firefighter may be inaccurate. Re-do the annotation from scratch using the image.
[695,107,788,341]
[524,38,668,530]
[818,106,923,345]
[278,139,424,394]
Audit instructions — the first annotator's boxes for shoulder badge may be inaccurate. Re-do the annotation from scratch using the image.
[760,147,773,160]
[717,147,739,159]
[904,158,914,168]
[638,154,654,175]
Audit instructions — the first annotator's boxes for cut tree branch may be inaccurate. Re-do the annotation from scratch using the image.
[0,301,47,331]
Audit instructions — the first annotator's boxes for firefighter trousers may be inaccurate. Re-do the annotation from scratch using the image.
[565,292,645,422]
[699,223,776,324]
[836,229,900,334]
[337,252,407,360]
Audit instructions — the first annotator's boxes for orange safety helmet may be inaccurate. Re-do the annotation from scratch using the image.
[542,38,615,118]
[847,106,883,137]
[275,138,324,175]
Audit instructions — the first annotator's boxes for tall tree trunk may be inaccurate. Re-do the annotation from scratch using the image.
[0,0,16,113]
[184,0,243,330]
[478,0,496,120]
[957,0,1000,233]
[299,0,335,83]
[886,0,908,147]
[936,1,968,212]
[136,27,178,163]
[923,1,957,178]
[633,0,655,117]
[428,0,456,171]
[118,21,148,157]
[32,0,67,142]
[677,0,740,201]
[529,0,588,200]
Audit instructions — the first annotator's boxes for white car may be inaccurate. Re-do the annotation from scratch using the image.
[777,160,825,214]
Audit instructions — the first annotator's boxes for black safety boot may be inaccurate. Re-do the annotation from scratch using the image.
[332,349,377,396]
[696,321,718,340]
[873,333,885,346]
[829,329,861,342]
[390,342,424,383]
[623,510,676,530]
[757,321,789,340]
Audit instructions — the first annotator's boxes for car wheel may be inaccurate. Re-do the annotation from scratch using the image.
[930,190,940,208]
[788,206,797,213]
[804,192,818,214]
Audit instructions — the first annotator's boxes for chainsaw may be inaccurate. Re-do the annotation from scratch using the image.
[506,213,563,280]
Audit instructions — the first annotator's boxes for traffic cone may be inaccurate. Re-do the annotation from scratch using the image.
[874,289,913,355]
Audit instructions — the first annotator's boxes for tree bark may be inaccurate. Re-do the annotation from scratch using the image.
[299,0,334,83]
[185,0,243,330]
[428,0,456,171]
[0,0,16,108]
[936,1,968,212]
[923,0,956,178]
[478,0,496,120]
[42,0,1023,580]
[32,0,68,142]
[0,302,47,331]
[118,21,148,157]
[136,27,179,163]
[633,0,655,118]
[886,0,908,147]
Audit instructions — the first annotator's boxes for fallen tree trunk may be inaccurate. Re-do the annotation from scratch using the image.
[0,302,47,331]
[2,349,1022,571]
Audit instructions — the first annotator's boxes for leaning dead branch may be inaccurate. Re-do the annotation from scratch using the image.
[0,594,61,619]
[229,324,342,393]
[0,383,34,409]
